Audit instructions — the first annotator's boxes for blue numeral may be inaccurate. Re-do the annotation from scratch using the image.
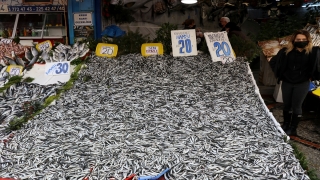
[214,42,221,57]
[55,63,62,74]
[179,39,192,54]
[214,41,231,57]
[221,42,231,56]
[62,63,68,73]
[185,39,191,53]
[55,63,69,74]
[179,40,184,53]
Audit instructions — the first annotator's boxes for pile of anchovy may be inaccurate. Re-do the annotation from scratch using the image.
[0,54,309,179]
[0,82,64,135]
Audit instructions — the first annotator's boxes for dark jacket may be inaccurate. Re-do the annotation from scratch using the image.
[269,46,320,83]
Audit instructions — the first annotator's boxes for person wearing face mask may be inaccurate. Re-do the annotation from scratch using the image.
[182,19,204,49]
[269,29,320,136]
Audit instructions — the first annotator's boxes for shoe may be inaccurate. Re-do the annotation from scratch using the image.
[281,110,292,131]
[285,114,301,136]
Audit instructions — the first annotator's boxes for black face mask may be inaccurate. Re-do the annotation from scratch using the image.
[293,41,309,48]
[184,25,196,29]
[218,23,223,28]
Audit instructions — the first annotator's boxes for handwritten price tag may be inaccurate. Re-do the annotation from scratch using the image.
[204,32,236,63]
[6,65,23,76]
[171,30,197,57]
[100,46,114,55]
[36,40,52,52]
[141,43,163,57]
[45,62,70,76]
[95,43,118,57]
[1,38,13,44]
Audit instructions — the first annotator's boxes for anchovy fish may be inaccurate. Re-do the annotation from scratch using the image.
[0,54,309,180]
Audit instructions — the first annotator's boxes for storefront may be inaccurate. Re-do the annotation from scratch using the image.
[0,0,68,45]
[67,0,102,44]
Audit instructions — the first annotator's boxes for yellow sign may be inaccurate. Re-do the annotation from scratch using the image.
[36,40,52,52]
[6,65,23,76]
[312,88,320,97]
[141,43,164,57]
[95,43,118,57]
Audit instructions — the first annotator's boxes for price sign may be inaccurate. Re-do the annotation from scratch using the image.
[141,43,163,57]
[45,62,70,76]
[0,5,9,12]
[6,65,23,76]
[204,32,236,63]
[101,46,114,55]
[171,30,197,57]
[95,43,118,57]
[1,38,13,44]
[36,40,52,52]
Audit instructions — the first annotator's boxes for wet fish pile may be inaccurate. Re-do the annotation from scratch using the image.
[0,66,9,87]
[0,54,309,179]
[0,42,25,66]
[50,41,90,63]
[0,82,64,134]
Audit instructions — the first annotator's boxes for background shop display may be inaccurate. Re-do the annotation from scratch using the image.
[0,0,67,45]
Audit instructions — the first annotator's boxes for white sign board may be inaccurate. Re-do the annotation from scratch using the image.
[171,30,197,57]
[74,13,93,26]
[45,62,70,76]
[204,32,236,63]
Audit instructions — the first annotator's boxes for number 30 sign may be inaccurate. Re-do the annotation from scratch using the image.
[45,62,70,76]
[204,32,236,63]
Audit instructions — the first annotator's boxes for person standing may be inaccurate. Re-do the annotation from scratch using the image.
[182,19,204,49]
[219,17,230,31]
[269,29,320,136]
[224,22,249,41]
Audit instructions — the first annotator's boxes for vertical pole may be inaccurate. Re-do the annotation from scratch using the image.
[63,0,69,45]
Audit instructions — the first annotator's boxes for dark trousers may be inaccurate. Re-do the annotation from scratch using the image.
[281,81,310,115]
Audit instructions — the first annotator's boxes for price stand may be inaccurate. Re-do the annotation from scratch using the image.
[171,30,198,57]
[204,31,236,63]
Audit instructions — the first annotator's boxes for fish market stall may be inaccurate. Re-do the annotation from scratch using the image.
[0,53,310,179]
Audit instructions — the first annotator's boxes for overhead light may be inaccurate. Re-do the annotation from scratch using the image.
[181,0,197,4]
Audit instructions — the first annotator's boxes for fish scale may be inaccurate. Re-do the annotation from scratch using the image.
[0,54,309,179]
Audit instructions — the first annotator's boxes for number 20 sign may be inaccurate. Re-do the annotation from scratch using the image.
[171,29,197,57]
[204,32,235,63]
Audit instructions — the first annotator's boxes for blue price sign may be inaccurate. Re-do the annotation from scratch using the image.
[8,5,65,12]
[171,30,197,57]
[45,62,70,76]
[204,32,236,63]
